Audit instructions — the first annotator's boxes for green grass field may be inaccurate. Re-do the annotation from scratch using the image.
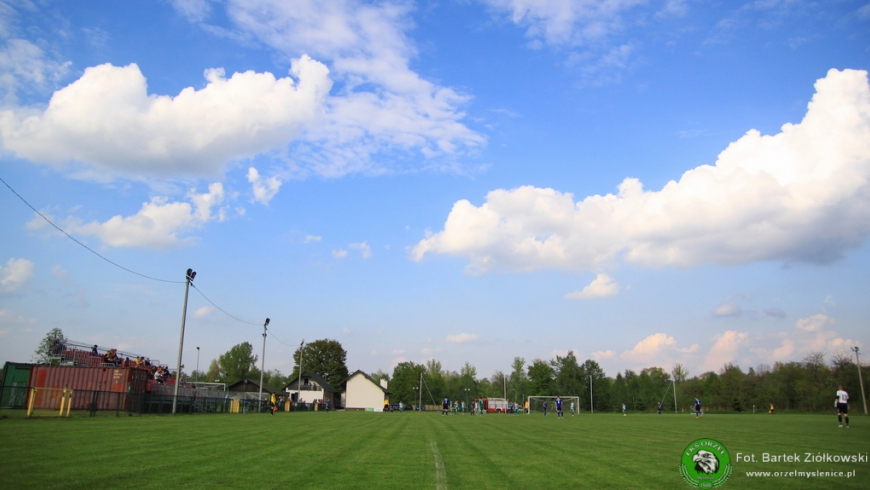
[1,411,867,489]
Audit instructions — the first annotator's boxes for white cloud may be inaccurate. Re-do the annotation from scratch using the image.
[68,183,225,249]
[565,273,619,299]
[591,349,615,360]
[221,0,485,176]
[192,306,214,319]
[421,347,442,355]
[757,314,857,363]
[342,327,350,334]
[621,333,676,362]
[247,167,282,205]
[0,258,34,292]
[701,330,747,372]
[446,333,482,344]
[480,0,644,47]
[713,303,742,317]
[332,249,348,259]
[349,241,371,259]
[392,349,405,355]
[169,0,213,22]
[0,56,331,179]
[0,38,71,104]
[304,235,322,243]
[796,313,834,332]
[413,69,870,273]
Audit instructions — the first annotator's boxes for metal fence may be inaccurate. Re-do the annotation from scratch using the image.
[0,385,329,417]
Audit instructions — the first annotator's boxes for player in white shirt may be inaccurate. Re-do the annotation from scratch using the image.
[835,386,850,428]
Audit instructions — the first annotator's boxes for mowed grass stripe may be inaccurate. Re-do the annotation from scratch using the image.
[1,411,867,489]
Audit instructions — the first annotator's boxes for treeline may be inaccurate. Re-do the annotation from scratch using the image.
[383,351,868,414]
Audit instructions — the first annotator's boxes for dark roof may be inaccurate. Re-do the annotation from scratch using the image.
[280,371,339,393]
[336,370,390,394]
[226,379,275,394]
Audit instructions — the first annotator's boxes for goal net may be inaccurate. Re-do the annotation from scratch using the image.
[527,396,581,415]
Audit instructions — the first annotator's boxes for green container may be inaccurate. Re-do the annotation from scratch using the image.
[1,362,34,408]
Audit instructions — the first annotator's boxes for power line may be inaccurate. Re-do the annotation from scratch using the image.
[268,328,296,348]
[0,176,185,284]
[189,283,261,326]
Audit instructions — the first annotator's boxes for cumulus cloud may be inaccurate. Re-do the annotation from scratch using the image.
[0,56,331,179]
[65,183,226,249]
[757,314,857,363]
[247,167,282,205]
[591,349,615,360]
[796,313,834,332]
[621,333,676,362]
[413,69,870,273]
[446,333,482,344]
[221,0,485,176]
[1,258,34,292]
[192,306,214,319]
[304,235,322,243]
[565,273,619,299]
[701,330,747,372]
[348,241,372,259]
[332,249,348,259]
[713,303,742,317]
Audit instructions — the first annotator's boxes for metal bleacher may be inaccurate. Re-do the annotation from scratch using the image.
[49,340,158,368]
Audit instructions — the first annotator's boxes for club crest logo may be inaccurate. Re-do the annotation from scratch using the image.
[680,438,732,488]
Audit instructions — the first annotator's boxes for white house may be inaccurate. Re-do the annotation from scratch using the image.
[340,370,389,411]
[282,372,339,406]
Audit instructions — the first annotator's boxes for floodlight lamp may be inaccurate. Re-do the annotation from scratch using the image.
[265,318,270,326]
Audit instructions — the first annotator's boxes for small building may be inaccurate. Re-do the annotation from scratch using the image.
[338,370,390,412]
[282,372,339,407]
[227,379,274,397]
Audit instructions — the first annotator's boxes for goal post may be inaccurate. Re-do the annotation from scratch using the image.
[527,396,581,415]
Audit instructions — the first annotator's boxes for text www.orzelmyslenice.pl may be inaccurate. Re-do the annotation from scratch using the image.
[738,452,866,480]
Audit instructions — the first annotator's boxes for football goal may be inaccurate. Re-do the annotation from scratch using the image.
[527,396,581,415]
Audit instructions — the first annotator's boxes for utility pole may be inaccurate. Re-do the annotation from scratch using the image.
[853,347,868,415]
[196,347,200,384]
[419,371,423,411]
[673,379,678,415]
[258,318,270,412]
[172,268,195,414]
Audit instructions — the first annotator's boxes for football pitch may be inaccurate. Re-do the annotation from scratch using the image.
[1,411,867,489]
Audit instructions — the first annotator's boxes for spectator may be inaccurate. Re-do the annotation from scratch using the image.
[91,345,99,356]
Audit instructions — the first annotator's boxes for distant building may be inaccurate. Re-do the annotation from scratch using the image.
[282,372,339,407]
[338,370,390,412]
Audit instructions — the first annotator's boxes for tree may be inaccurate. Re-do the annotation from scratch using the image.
[552,351,584,396]
[212,342,259,385]
[391,361,426,405]
[290,339,349,387]
[527,359,555,396]
[34,328,67,364]
[508,357,529,402]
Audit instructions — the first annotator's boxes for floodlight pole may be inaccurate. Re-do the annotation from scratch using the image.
[196,347,200,384]
[588,375,593,414]
[258,318,270,412]
[297,339,305,404]
[419,372,423,411]
[673,379,678,415]
[172,268,195,415]
[853,347,868,415]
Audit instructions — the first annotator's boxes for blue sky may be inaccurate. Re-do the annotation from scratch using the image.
[1,0,869,380]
